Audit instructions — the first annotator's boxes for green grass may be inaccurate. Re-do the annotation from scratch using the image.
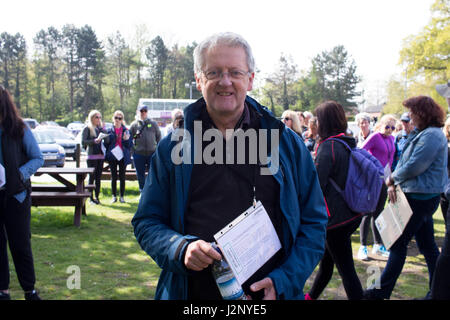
[5,181,445,300]
[7,181,160,300]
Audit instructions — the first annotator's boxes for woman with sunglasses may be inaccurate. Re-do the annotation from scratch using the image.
[104,110,132,203]
[365,96,446,300]
[281,110,303,137]
[129,105,161,192]
[81,110,109,205]
[357,114,397,261]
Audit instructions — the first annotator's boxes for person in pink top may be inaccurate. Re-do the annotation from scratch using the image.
[357,114,397,261]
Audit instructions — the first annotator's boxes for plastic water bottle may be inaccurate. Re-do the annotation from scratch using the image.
[211,242,247,300]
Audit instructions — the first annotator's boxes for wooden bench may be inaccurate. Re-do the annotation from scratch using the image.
[101,169,138,181]
[31,167,95,227]
[31,191,91,227]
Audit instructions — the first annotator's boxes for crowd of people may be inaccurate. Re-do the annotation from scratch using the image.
[0,31,449,301]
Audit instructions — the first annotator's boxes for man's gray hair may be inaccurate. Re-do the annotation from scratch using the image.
[355,112,371,125]
[193,32,255,75]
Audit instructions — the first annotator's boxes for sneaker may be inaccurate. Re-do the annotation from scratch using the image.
[119,197,125,203]
[111,196,117,203]
[357,246,369,261]
[378,245,390,258]
[24,289,41,300]
[372,244,382,255]
[0,291,11,300]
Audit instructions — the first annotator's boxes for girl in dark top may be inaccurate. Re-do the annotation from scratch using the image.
[305,101,363,300]
[0,86,44,300]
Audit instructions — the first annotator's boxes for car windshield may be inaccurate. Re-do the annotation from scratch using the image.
[33,131,55,144]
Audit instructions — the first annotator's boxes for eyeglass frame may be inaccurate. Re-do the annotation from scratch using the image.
[202,69,251,81]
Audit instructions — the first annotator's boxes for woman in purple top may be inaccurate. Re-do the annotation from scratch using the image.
[357,114,397,261]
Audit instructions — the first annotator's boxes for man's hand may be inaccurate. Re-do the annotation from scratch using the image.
[184,240,222,271]
[250,277,276,300]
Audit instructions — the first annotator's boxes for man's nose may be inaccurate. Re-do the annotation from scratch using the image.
[218,72,233,85]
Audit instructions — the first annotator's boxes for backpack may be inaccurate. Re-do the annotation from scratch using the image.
[326,137,384,214]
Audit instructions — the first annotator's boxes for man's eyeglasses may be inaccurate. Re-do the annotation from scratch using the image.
[115,117,123,120]
[202,69,250,81]
[385,125,395,130]
[140,109,148,113]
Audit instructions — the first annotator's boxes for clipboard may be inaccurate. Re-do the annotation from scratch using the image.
[214,201,282,285]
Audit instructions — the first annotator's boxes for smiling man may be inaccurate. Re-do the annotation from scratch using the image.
[132,32,328,300]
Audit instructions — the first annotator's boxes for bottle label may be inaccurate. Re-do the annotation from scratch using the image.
[216,273,245,300]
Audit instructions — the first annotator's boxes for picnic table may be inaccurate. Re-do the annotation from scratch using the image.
[101,164,138,181]
[31,167,95,227]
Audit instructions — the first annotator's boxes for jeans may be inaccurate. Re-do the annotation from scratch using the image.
[369,194,440,299]
[133,153,153,191]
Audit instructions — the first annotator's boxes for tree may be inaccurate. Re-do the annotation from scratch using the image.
[399,0,449,82]
[77,25,103,116]
[266,53,298,111]
[146,36,168,98]
[310,45,361,110]
[33,27,61,117]
[61,24,81,116]
[107,31,131,108]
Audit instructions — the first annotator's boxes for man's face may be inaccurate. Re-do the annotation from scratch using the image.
[195,45,254,118]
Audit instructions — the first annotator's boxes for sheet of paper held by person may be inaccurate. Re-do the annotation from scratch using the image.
[375,187,413,250]
[214,201,282,286]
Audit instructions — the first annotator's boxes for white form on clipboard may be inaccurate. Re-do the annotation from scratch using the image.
[214,201,282,286]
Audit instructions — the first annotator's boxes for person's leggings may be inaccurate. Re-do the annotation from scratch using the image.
[360,184,387,246]
[309,218,363,300]
[431,199,450,299]
[0,190,36,292]
[87,159,104,200]
[109,159,126,197]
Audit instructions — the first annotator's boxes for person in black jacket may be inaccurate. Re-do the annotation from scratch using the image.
[0,86,44,300]
[305,101,364,300]
[81,110,109,204]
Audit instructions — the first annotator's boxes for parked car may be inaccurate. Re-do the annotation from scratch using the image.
[23,118,40,129]
[67,121,85,136]
[33,130,65,167]
[41,121,60,127]
[35,128,79,160]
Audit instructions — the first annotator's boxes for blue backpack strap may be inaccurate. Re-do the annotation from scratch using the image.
[325,137,352,152]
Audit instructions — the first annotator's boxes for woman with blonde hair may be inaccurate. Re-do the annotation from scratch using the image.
[357,114,397,260]
[281,110,303,137]
[81,110,109,204]
[104,110,132,203]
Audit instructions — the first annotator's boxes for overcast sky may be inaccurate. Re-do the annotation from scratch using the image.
[1,0,435,105]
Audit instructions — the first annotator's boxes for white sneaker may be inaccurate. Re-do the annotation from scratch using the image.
[357,246,369,261]
[378,245,390,258]
[372,244,381,255]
